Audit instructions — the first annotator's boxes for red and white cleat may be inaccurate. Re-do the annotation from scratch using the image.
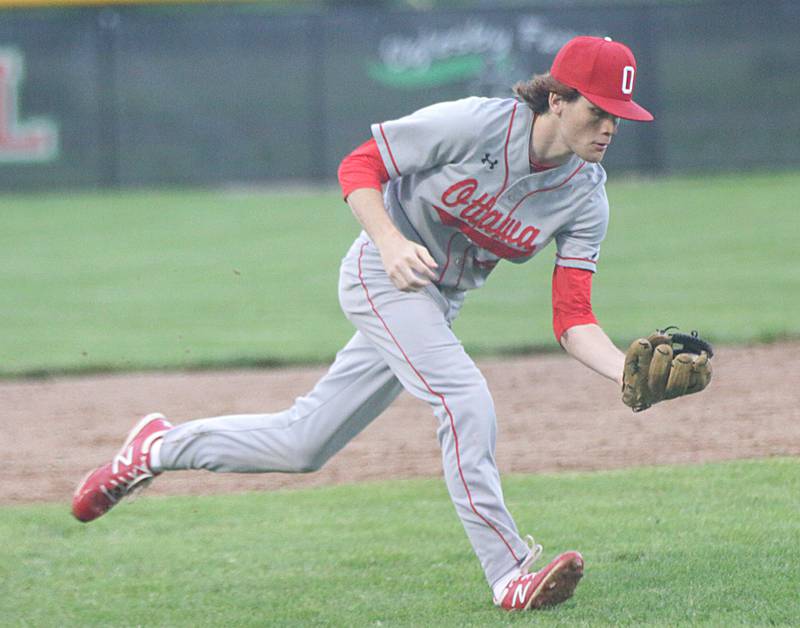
[495,538,584,611]
[71,413,172,523]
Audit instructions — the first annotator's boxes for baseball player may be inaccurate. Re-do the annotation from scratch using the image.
[72,37,666,611]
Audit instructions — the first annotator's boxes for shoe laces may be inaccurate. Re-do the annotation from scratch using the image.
[519,535,544,575]
[100,459,154,504]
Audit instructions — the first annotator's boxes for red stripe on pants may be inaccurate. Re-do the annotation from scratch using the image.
[356,242,519,563]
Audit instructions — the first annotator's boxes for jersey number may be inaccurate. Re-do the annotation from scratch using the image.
[621,66,635,95]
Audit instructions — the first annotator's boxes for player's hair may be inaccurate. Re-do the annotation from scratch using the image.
[513,72,580,113]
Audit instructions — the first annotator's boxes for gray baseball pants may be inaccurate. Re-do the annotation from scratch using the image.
[159,233,530,585]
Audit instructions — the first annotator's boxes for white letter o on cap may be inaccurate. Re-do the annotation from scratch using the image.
[621,65,635,94]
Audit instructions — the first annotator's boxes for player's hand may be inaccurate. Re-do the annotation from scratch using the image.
[377,233,438,292]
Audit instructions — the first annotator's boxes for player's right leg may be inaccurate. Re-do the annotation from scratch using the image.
[339,235,584,609]
[71,331,402,522]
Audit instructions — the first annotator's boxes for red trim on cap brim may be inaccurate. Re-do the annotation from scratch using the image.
[581,92,654,122]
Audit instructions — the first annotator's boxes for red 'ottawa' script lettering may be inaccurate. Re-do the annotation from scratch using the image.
[432,179,540,258]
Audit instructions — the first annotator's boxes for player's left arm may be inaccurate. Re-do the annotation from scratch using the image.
[560,323,625,386]
[550,176,624,382]
[552,265,624,385]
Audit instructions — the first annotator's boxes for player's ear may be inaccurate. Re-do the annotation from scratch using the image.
[548,92,565,116]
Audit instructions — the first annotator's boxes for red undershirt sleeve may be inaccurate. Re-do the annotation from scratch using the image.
[552,265,598,343]
[337,138,390,201]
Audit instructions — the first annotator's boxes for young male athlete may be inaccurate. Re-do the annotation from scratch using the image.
[72,36,658,611]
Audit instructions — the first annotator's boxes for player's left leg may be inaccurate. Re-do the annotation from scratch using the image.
[72,330,403,522]
[155,331,400,474]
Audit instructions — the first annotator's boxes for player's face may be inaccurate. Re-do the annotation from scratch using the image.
[555,96,620,163]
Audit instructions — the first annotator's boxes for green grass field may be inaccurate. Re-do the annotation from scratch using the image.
[2,172,798,625]
[1,458,797,626]
[1,171,799,376]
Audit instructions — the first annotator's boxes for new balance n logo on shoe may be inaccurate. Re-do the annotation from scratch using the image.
[512,581,533,607]
[497,550,584,611]
[113,446,134,473]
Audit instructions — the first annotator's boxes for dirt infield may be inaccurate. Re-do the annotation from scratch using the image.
[3,342,798,506]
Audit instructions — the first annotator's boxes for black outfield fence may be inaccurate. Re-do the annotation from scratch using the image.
[0,0,797,190]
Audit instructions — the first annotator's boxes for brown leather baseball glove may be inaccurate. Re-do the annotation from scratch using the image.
[622,328,713,412]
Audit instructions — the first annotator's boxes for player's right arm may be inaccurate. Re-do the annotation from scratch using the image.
[342,99,488,290]
[338,140,438,292]
[347,188,438,292]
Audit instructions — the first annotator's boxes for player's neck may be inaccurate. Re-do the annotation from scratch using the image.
[530,112,573,167]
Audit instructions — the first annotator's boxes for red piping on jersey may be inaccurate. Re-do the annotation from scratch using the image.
[436,232,459,283]
[505,161,586,220]
[495,101,518,196]
[379,124,402,176]
[556,253,597,265]
[357,242,520,563]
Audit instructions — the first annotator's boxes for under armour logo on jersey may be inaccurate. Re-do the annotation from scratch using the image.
[481,153,497,170]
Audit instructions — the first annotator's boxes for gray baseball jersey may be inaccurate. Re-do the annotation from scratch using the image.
[157,96,612,593]
[372,96,609,291]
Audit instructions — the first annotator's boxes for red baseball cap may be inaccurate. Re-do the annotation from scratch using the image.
[550,36,654,122]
